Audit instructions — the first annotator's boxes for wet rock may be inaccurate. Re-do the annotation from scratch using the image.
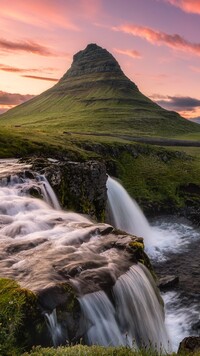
[45,160,107,221]
[158,275,179,290]
[178,336,200,354]
[192,320,200,331]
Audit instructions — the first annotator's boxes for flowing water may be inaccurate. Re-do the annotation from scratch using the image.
[107,176,200,351]
[0,161,198,352]
[0,161,171,352]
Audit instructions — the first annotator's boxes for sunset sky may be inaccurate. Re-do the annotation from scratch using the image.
[0,0,200,119]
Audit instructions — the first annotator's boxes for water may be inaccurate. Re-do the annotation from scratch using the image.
[106,176,200,351]
[0,163,199,351]
[107,176,200,261]
[45,309,63,346]
[79,264,170,351]
[107,176,153,247]
[162,291,200,351]
[0,162,170,351]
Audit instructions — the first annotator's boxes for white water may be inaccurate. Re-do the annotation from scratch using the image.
[107,176,153,247]
[45,309,63,346]
[162,291,199,351]
[0,163,171,352]
[79,264,170,351]
[107,176,200,261]
[106,176,200,351]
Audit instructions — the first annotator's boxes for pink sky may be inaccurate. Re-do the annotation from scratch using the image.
[0,0,200,119]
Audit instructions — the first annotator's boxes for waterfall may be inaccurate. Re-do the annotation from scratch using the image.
[106,176,153,247]
[0,168,60,210]
[78,291,125,347]
[37,175,61,210]
[45,309,63,346]
[0,161,171,351]
[79,264,170,352]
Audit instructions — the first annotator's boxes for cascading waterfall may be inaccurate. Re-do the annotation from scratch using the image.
[79,264,170,351]
[106,176,154,247]
[45,309,63,347]
[0,161,171,351]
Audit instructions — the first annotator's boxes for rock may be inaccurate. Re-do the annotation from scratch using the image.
[192,320,200,331]
[178,336,200,354]
[158,275,179,290]
[62,43,131,79]
[45,160,107,221]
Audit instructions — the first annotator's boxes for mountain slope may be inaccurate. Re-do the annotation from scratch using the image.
[0,43,199,137]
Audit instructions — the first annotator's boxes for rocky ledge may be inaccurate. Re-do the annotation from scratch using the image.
[25,157,108,222]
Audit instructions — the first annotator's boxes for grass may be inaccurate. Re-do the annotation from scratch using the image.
[22,345,200,355]
[1,69,200,138]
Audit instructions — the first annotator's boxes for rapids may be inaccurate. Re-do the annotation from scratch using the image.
[107,176,200,351]
[0,161,170,352]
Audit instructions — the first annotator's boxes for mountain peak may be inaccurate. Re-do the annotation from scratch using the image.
[62,43,123,79]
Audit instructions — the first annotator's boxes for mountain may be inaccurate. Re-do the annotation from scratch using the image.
[0,43,199,137]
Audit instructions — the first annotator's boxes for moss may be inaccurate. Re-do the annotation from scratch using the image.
[129,241,144,249]
[58,283,77,313]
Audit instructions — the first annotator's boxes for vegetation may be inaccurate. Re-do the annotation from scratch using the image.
[22,345,200,355]
[0,278,27,355]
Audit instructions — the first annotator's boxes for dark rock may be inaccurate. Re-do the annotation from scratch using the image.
[158,275,179,290]
[45,160,108,221]
[62,43,132,80]
[178,336,200,354]
[192,321,200,331]
[24,170,35,179]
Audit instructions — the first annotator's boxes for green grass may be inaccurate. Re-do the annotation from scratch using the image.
[22,345,200,356]
[1,70,199,138]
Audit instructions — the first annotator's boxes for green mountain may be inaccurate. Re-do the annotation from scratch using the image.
[0,43,199,137]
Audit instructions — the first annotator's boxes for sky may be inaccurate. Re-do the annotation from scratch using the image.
[0,0,200,119]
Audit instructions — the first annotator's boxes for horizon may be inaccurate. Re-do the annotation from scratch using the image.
[0,0,200,120]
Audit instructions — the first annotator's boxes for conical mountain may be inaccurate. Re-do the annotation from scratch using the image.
[0,43,199,136]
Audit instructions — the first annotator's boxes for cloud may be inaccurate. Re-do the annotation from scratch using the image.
[152,94,200,119]
[0,91,34,106]
[114,48,142,59]
[152,94,200,110]
[0,64,38,73]
[0,38,58,56]
[113,24,200,56]
[22,75,58,82]
[190,65,200,73]
[165,0,200,15]
[1,0,80,31]
[1,0,102,33]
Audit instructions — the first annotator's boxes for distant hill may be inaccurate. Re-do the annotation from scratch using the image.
[0,43,199,137]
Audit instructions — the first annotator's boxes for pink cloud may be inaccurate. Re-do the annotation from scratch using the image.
[114,48,142,59]
[0,0,80,31]
[0,0,102,32]
[0,91,34,106]
[22,75,58,82]
[114,24,200,56]
[0,64,58,74]
[0,38,58,56]
[190,66,200,73]
[165,0,200,15]
[0,90,35,114]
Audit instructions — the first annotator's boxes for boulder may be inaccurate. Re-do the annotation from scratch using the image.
[178,336,200,354]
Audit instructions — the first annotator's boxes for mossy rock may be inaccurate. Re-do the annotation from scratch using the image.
[0,278,50,354]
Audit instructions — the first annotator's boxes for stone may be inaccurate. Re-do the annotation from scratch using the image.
[158,275,179,290]
[178,336,200,354]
